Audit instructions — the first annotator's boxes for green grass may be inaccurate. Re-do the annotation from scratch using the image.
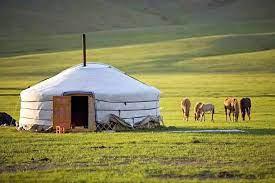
[1,10,275,182]
[0,127,274,182]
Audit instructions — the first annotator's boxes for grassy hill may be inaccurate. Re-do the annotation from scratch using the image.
[1,0,275,56]
[1,0,275,35]
[0,0,275,182]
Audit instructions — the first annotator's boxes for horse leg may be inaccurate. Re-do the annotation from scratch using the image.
[182,109,185,121]
[225,107,228,121]
[195,112,199,121]
[234,112,238,122]
[247,108,251,120]
[241,109,246,121]
[211,111,214,122]
[229,110,232,121]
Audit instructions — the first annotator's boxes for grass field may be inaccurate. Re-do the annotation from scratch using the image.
[1,1,275,182]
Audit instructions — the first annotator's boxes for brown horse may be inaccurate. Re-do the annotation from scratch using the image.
[181,98,191,121]
[224,97,239,122]
[240,97,251,121]
[194,102,202,121]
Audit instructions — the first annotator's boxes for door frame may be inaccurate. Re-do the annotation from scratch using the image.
[53,92,96,131]
[67,94,96,131]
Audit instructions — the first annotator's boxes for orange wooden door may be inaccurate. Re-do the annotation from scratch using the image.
[53,96,71,129]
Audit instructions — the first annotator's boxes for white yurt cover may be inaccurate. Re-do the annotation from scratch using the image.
[19,62,160,130]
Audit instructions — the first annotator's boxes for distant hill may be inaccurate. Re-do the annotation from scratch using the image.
[1,0,275,57]
[1,0,275,36]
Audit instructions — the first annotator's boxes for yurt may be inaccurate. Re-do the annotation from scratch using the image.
[19,62,161,132]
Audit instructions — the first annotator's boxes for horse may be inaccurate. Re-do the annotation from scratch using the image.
[197,103,215,122]
[181,98,191,121]
[224,97,239,122]
[240,97,251,121]
[194,102,202,121]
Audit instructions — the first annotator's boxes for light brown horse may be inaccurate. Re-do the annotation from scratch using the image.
[194,102,202,121]
[240,97,251,121]
[224,97,239,122]
[181,98,191,121]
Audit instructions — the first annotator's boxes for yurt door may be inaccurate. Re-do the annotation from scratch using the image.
[70,95,96,130]
[53,96,71,130]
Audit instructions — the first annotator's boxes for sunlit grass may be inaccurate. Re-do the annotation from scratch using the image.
[0,23,275,182]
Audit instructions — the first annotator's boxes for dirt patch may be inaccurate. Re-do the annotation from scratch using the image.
[150,174,190,179]
[0,163,54,173]
[0,157,55,173]
[149,170,257,180]
[90,145,119,149]
[191,139,201,143]
[216,171,239,178]
[31,157,50,162]
[160,157,202,166]
[117,140,159,145]
[98,155,132,166]
[173,142,188,145]
[142,140,158,143]
[0,161,98,174]
[128,141,137,144]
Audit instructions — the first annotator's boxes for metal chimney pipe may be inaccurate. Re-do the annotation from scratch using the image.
[82,34,86,67]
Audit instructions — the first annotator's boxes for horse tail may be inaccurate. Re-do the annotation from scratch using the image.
[185,107,190,117]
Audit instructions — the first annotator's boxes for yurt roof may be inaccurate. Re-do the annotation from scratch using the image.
[20,62,160,102]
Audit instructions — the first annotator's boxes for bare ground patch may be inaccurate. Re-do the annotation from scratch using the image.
[0,163,55,173]
[149,170,257,180]
[159,157,203,166]
[0,156,123,174]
